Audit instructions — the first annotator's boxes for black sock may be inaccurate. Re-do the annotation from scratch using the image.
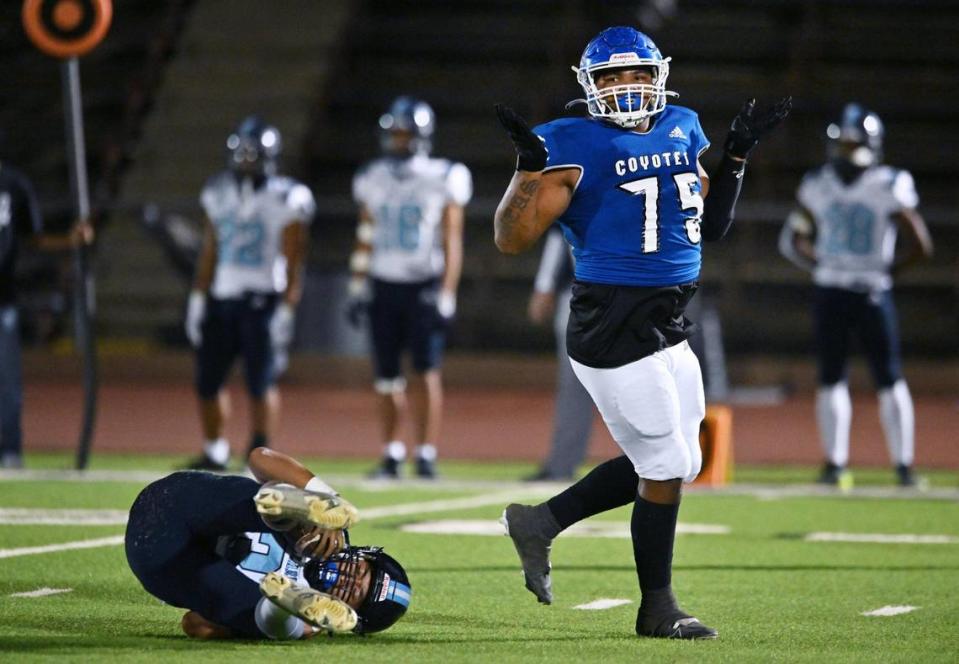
[631,496,680,595]
[546,455,638,530]
[248,433,268,452]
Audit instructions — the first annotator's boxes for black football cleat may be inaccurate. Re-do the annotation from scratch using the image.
[817,462,852,489]
[501,504,554,604]
[414,456,437,479]
[368,456,401,479]
[637,609,718,640]
[896,464,928,489]
[182,454,228,471]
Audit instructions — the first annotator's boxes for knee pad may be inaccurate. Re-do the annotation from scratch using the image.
[685,445,703,483]
[627,432,692,482]
[374,377,407,395]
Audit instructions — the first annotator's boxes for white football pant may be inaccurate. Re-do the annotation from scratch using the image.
[570,341,705,483]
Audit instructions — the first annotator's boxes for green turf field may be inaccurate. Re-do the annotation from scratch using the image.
[1,454,957,663]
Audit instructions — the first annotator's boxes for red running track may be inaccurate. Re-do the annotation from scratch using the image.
[22,382,959,469]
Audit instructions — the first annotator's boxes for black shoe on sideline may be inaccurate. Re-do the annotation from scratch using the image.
[368,456,401,479]
[183,455,228,472]
[414,456,437,479]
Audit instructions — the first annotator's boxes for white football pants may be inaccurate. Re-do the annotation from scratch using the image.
[570,341,706,483]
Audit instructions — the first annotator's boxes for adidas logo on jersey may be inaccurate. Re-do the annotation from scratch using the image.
[669,126,687,140]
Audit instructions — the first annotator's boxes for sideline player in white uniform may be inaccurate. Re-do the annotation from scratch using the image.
[779,104,933,487]
[347,96,472,478]
[493,26,789,639]
[184,116,315,470]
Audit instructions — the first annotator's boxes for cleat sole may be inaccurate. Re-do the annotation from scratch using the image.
[254,484,359,530]
[260,572,358,633]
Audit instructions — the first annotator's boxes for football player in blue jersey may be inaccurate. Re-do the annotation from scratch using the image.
[126,448,411,639]
[184,117,316,470]
[494,26,790,639]
[779,104,933,487]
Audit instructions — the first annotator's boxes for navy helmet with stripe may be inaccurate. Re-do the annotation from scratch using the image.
[304,545,411,634]
[826,103,884,168]
[379,96,435,157]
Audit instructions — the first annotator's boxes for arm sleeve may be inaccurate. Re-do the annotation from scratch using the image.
[533,226,568,293]
[445,162,472,206]
[701,154,745,242]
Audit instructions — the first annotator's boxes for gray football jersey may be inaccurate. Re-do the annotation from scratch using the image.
[797,164,918,292]
[200,172,315,298]
[353,155,472,283]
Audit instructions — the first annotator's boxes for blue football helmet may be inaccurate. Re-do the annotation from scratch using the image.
[826,103,884,168]
[571,26,677,128]
[379,96,435,157]
[303,545,411,634]
[226,115,281,176]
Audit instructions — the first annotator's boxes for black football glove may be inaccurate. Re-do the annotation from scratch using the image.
[723,96,792,160]
[494,104,548,172]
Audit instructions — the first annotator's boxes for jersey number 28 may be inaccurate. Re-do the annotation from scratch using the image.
[618,172,703,253]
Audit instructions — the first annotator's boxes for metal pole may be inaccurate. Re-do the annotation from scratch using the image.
[61,56,98,470]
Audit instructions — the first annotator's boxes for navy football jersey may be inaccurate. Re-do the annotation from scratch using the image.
[534,105,710,287]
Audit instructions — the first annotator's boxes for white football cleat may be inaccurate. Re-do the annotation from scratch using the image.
[254,483,359,531]
[260,572,358,634]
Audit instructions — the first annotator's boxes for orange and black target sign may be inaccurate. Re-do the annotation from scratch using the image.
[22,0,112,59]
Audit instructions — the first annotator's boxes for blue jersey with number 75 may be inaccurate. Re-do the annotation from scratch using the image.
[534,105,710,287]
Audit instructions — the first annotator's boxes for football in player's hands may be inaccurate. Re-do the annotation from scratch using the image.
[724,96,792,160]
[494,104,548,172]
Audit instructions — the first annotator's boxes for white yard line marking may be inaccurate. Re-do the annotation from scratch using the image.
[0,508,129,525]
[401,519,729,538]
[9,587,73,598]
[862,605,920,617]
[574,598,633,610]
[362,490,553,520]
[0,492,553,560]
[0,469,166,484]
[805,532,958,544]
[2,469,957,502]
[0,535,125,560]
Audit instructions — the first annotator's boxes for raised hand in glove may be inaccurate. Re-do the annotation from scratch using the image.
[494,104,548,172]
[724,96,792,160]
